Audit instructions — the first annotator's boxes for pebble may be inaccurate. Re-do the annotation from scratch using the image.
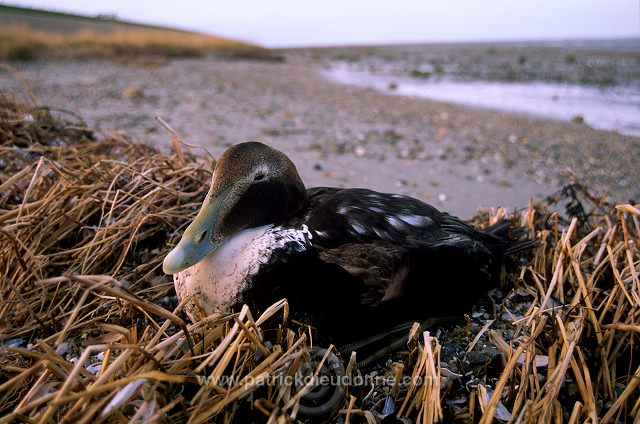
[56,341,70,356]
[86,363,102,375]
[121,87,145,101]
[324,171,336,179]
[3,338,24,348]
[466,350,488,365]
[483,346,502,359]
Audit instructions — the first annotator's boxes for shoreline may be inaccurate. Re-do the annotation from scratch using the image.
[324,63,640,137]
[1,54,638,218]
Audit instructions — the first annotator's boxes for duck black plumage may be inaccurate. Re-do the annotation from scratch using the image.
[163,142,528,339]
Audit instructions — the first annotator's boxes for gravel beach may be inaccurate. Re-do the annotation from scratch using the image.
[2,51,638,218]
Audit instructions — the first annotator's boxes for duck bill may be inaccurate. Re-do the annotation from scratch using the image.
[163,187,231,274]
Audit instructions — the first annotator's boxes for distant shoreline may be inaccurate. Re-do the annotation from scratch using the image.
[278,37,640,52]
[325,63,640,137]
[297,40,640,136]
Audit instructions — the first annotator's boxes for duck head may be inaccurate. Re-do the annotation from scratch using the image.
[163,142,307,274]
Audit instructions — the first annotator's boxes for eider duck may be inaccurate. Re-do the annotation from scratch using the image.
[163,142,528,338]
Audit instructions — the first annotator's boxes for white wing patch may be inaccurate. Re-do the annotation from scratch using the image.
[398,214,432,227]
[386,216,404,229]
[351,222,367,235]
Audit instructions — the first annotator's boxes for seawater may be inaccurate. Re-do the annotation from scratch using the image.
[326,63,640,137]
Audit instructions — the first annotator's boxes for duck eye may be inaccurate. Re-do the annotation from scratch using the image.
[254,173,265,181]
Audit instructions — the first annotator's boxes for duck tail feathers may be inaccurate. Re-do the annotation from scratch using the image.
[484,219,537,256]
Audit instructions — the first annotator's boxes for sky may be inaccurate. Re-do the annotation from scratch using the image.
[5,0,640,47]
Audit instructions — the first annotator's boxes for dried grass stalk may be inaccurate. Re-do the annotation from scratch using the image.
[1,94,638,422]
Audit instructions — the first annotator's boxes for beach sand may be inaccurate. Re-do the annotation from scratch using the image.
[2,53,638,218]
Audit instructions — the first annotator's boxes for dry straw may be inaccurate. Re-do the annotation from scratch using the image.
[1,91,638,423]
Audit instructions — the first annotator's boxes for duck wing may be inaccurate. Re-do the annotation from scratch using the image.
[315,240,408,307]
[303,187,504,246]
[300,187,508,315]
